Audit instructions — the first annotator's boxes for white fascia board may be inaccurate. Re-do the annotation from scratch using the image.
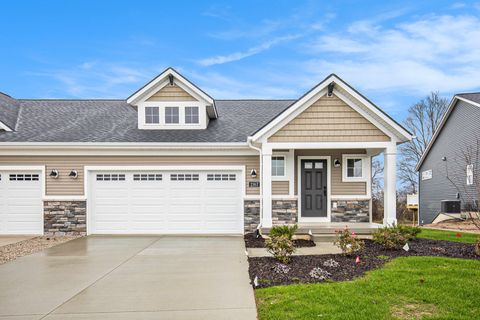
[250,74,411,143]
[127,68,214,107]
[0,142,256,156]
[0,121,13,131]
[251,80,332,141]
[329,75,412,141]
[415,95,461,171]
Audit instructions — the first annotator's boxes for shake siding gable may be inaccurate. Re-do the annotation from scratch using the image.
[268,94,390,142]
[146,84,197,102]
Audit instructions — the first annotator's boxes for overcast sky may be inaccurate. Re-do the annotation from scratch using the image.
[1,0,479,122]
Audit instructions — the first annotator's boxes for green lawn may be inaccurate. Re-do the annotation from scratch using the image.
[256,257,480,320]
[418,228,479,244]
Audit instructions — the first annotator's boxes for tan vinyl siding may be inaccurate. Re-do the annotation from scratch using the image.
[146,84,197,102]
[269,94,390,142]
[272,181,289,195]
[0,156,259,196]
[294,149,367,196]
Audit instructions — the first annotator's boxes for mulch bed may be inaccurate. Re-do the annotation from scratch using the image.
[248,238,479,288]
[244,233,316,248]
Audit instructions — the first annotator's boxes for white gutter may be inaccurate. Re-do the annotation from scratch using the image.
[247,137,263,231]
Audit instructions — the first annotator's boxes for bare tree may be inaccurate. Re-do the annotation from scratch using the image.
[399,92,449,192]
[371,157,384,222]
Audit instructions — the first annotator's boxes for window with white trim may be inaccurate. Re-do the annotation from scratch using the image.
[145,106,160,124]
[165,107,179,124]
[185,106,199,124]
[466,164,474,185]
[272,156,285,177]
[96,174,125,181]
[170,173,199,181]
[343,155,367,181]
[9,174,40,181]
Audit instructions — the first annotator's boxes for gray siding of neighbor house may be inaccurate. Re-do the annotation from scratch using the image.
[419,100,480,224]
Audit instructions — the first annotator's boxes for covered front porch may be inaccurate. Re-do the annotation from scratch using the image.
[258,141,398,233]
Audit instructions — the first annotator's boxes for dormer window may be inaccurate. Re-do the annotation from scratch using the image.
[129,68,217,130]
[145,107,160,124]
[165,107,179,124]
[185,106,199,124]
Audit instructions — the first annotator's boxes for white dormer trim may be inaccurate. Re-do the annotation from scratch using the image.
[249,74,412,143]
[0,120,13,132]
[127,67,217,118]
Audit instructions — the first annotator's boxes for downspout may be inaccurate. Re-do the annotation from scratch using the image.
[247,137,263,230]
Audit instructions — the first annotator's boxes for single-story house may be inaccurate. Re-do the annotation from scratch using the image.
[0,68,412,235]
[416,93,480,224]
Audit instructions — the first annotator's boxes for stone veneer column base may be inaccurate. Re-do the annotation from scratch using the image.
[44,201,87,236]
[244,200,260,233]
[272,199,298,225]
[331,200,370,223]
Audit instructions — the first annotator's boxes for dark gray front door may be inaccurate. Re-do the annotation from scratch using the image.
[301,159,327,217]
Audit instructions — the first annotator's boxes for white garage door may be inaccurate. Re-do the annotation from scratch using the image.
[0,171,43,235]
[89,170,244,234]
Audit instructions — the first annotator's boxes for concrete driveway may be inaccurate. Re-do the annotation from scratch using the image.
[0,236,257,320]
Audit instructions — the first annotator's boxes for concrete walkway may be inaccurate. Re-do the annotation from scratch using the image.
[0,236,256,320]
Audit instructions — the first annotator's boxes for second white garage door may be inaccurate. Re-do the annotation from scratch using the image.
[89,170,244,234]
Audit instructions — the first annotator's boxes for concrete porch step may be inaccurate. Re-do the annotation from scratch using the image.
[260,223,381,240]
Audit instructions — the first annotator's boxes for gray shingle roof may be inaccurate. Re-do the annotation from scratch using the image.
[457,92,480,105]
[0,99,294,143]
[0,93,21,130]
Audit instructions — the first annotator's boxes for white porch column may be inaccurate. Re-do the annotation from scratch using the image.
[262,146,273,228]
[383,143,397,226]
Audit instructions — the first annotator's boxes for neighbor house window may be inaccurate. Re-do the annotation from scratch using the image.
[145,106,160,124]
[185,106,199,124]
[165,107,179,124]
[272,156,285,177]
[343,155,367,181]
[466,164,474,185]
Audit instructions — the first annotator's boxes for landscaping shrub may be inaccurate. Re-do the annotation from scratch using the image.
[334,227,364,255]
[373,226,408,250]
[269,224,298,239]
[397,225,421,239]
[265,235,296,264]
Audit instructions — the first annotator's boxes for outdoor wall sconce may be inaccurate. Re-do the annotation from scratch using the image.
[334,159,341,167]
[49,169,59,179]
[442,156,447,161]
[250,168,257,178]
[69,170,78,179]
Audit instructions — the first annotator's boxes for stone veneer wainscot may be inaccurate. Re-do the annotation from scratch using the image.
[331,200,370,223]
[44,201,87,235]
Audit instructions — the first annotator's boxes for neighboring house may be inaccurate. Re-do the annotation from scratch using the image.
[416,93,480,224]
[0,68,411,235]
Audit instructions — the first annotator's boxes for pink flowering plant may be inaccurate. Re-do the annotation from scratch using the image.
[334,227,364,255]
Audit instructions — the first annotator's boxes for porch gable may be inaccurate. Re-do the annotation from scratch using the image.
[268,94,390,143]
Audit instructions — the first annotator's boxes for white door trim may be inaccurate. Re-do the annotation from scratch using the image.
[85,165,246,235]
[297,156,331,223]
